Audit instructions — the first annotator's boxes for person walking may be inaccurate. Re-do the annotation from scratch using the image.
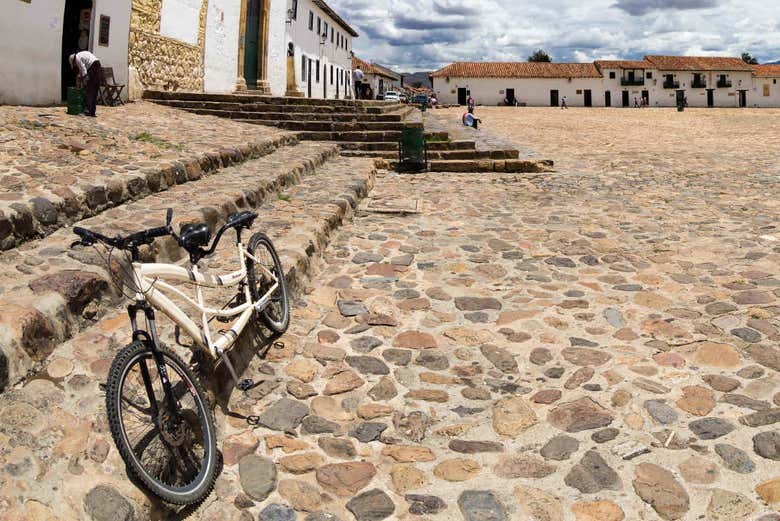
[352,67,364,100]
[467,94,475,114]
[561,96,568,109]
[69,50,102,117]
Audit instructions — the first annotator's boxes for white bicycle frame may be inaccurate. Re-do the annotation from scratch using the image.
[132,240,279,361]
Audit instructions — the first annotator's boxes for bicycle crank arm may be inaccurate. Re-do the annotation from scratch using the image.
[252,284,278,311]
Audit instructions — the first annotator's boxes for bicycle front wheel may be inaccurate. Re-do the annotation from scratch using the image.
[105,341,219,505]
[247,232,290,334]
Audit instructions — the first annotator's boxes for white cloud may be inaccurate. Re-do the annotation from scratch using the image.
[327,0,780,71]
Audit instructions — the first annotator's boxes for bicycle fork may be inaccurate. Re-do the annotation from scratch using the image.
[128,303,180,419]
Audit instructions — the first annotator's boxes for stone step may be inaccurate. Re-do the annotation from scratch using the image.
[298,130,403,142]
[0,129,296,253]
[334,140,477,152]
[0,142,362,392]
[156,100,367,114]
[144,92,407,114]
[144,90,393,108]
[0,156,377,519]
[341,148,521,160]
[387,158,555,173]
[273,121,411,132]
[181,109,405,122]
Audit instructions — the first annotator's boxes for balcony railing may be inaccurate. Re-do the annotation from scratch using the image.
[717,79,732,88]
[663,80,680,89]
[691,79,707,88]
[621,78,645,86]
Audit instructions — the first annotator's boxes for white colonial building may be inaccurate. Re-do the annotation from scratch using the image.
[753,65,780,107]
[352,56,402,99]
[430,62,605,107]
[283,0,357,99]
[1,0,131,105]
[431,56,779,108]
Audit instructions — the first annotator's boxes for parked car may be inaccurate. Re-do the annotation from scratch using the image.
[384,91,400,102]
[412,94,429,107]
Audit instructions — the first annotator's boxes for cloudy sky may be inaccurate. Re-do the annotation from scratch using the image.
[327,0,780,71]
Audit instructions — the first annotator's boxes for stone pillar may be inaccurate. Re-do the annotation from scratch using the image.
[285,43,304,97]
[235,0,249,91]
[254,0,271,94]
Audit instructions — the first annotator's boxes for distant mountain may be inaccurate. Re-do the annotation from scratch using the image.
[767,60,780,65]
[401,71,432,89]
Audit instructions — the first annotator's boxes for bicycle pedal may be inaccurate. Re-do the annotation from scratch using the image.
[273,341,285,350]
[236,379,256,392]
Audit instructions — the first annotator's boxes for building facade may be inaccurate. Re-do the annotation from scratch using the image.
[285,0,357,99]
[352,56,402,99]
[431,56,779,108]
[753,65,780,107]
[1,0,131,105]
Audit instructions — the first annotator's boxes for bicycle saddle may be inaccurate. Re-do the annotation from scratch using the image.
[226,211,257,230]
[180,223,211,250]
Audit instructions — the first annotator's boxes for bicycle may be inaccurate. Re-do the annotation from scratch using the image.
[71,209,290,504]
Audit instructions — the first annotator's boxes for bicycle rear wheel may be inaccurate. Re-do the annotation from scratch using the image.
[247,232,290,334]
[105,341,218,505]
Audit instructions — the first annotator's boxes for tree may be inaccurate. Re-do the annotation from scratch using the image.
[528,49,552,62]
[742,52,759,65]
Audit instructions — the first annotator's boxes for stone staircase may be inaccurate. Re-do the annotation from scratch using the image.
[142,91,554,174]
[0,136,377,394]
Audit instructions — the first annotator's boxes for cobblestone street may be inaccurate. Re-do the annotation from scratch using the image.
[1,107,779,521]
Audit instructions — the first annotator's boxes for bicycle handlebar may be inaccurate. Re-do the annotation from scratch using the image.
[72,223,171,250]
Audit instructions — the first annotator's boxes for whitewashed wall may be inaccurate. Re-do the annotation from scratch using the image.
[752,75,780,107]
[0,0,130,105]
[92,0,132,99]
[433,70,772,108]
[204,0,240,93]
[266,0,287,96]
[433,76,605,107]
[286,0,353,99]
[160,0,201,45]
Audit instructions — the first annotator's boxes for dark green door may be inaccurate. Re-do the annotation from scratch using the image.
[244,0,260,89]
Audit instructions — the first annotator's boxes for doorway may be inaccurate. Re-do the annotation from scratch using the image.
[621,91,629,107]
[605,91,611,107]
[584,90,592,107]
[323,64,327,98]
[62,0,93,100]
[550,90,559,107]
[307,59,312,98]
[506,88,515,105]
[457,88,467,105]
[738,90,747,107]
[641,90,649,106]
[706,89,714,107]
[675,90,685,107]
[244,0,260,89]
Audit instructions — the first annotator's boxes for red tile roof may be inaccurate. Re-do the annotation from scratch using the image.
[352,56,400,79]
[430,62,603,79]
[595,60,653,70]
[645,55,754,71]
[754,64,780,77]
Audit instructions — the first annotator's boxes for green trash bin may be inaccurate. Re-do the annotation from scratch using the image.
[67,87,84,115]
[398,127,428,173]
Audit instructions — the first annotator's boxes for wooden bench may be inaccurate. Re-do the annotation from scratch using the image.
[98,67,125,106]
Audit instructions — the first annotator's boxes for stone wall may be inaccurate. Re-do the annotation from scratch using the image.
[129,0,208,94]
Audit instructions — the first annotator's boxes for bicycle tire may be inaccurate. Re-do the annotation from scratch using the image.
[246,232,290,334]
[105,341,218,505]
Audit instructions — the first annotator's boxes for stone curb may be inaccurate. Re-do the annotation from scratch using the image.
[0,134,298,252]
[0,143,342,393]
